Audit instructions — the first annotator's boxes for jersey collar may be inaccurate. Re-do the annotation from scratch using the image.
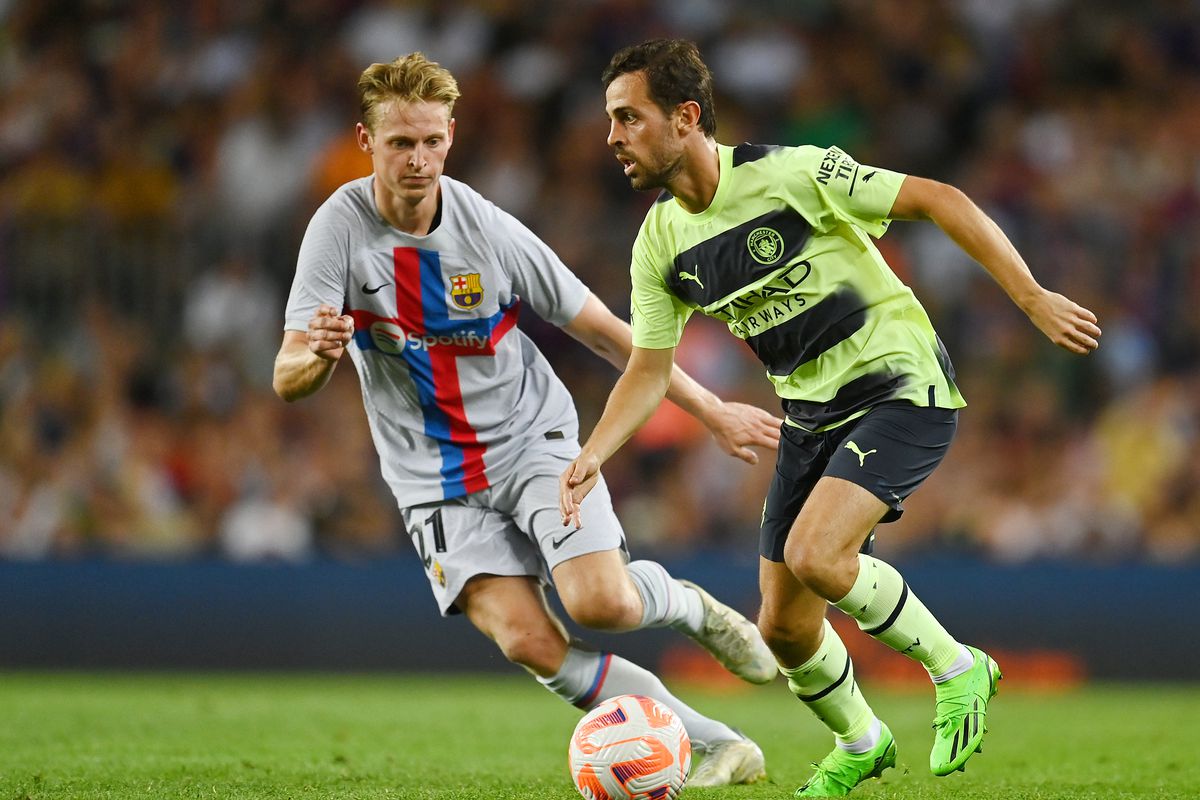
[674,143,733,225]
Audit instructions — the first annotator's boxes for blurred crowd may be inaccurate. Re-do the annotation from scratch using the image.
[1,0,1198,564]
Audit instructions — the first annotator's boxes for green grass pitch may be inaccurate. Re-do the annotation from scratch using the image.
[2,673,1197,799]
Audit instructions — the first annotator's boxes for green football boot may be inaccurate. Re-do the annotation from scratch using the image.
[930,646,1002,776]
[795,723,896,798]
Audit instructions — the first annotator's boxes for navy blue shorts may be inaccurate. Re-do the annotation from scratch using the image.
[760,402,958,562]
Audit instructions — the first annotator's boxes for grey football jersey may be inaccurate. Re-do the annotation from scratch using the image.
[284,176,589,507]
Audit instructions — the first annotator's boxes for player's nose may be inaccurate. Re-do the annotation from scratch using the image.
[606,120,621,148]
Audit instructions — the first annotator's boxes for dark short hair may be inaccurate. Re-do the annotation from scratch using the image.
[602,39,716,136]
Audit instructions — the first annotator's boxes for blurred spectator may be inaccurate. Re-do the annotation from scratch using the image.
[219,484,314,563]
[0,0,1197,564]
[183,254,281,383]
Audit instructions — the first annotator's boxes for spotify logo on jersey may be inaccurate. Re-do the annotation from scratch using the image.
[369,321,407,355]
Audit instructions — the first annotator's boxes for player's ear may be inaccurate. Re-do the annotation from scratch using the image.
[675,100,702,134]
[356,122,373,154]
[446,117,456,147]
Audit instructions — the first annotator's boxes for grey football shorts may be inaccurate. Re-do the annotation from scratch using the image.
[760,401,958,562]
[399,447,628,616]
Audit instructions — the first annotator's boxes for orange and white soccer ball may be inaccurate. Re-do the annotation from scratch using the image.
[568,694,691,800]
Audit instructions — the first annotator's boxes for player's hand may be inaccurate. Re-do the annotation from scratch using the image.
[559,452,602,528]
[1026,291,1101,355]
[703,401,782,465]
[307,304,354,361]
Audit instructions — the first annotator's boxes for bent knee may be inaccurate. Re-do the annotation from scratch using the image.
[494,625,567,674]
[784,530,855,589]
[561,590,641,631]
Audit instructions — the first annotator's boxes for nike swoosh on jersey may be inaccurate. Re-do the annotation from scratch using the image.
[362,282,392,294]
[551,528,582,549]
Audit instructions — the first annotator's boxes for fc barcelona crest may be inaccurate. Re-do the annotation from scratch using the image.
[449,273,484,309]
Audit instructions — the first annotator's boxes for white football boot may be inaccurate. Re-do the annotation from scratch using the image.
[688,736,767,787]
[678,579,777,684]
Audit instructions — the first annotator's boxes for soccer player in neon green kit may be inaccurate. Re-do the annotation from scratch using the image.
[560,39,1101,797]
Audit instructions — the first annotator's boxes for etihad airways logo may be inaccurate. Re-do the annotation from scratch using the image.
[368,320,489,354]
[709,259,814,336]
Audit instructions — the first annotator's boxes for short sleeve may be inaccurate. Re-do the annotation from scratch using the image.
[795,146,906,239]
[494,209,589,327]
[629,231,693,349]
[284,202,351,331]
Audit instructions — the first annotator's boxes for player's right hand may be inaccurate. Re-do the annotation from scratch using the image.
[559,453,601,528]
[307,304,354,361]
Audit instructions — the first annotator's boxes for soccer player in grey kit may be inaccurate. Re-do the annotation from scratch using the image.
[273,53,779,787]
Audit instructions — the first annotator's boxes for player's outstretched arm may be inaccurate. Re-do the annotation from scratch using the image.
[562,292,781,463]
[560,345,674,527]
[272,304,355,402]
[890,176,1102,355]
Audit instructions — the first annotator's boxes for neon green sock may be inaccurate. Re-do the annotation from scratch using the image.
[779,619,876,744]
[834,554,961,678]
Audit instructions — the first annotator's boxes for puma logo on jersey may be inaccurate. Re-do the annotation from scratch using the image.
[845,441,877,466]
[677,267,704,288]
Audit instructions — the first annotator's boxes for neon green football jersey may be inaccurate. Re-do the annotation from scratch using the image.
[629,142,965,432]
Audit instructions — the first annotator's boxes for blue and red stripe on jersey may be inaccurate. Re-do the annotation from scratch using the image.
[350,247,520,499]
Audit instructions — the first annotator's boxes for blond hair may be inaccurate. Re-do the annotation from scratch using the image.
[357,53,461,131]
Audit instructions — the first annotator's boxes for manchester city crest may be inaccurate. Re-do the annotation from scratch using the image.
[747,227,784,265]
[449,273,484,309]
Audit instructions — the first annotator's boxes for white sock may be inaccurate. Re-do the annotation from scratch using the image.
[930,645,974,684]
[625,560,705,633]
[836,718,882,754]
[537,645,738,751]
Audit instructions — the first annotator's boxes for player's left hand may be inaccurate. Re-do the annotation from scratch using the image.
[704,402,782,465]
[1027,290,1101,354]
[559,453,602,528]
